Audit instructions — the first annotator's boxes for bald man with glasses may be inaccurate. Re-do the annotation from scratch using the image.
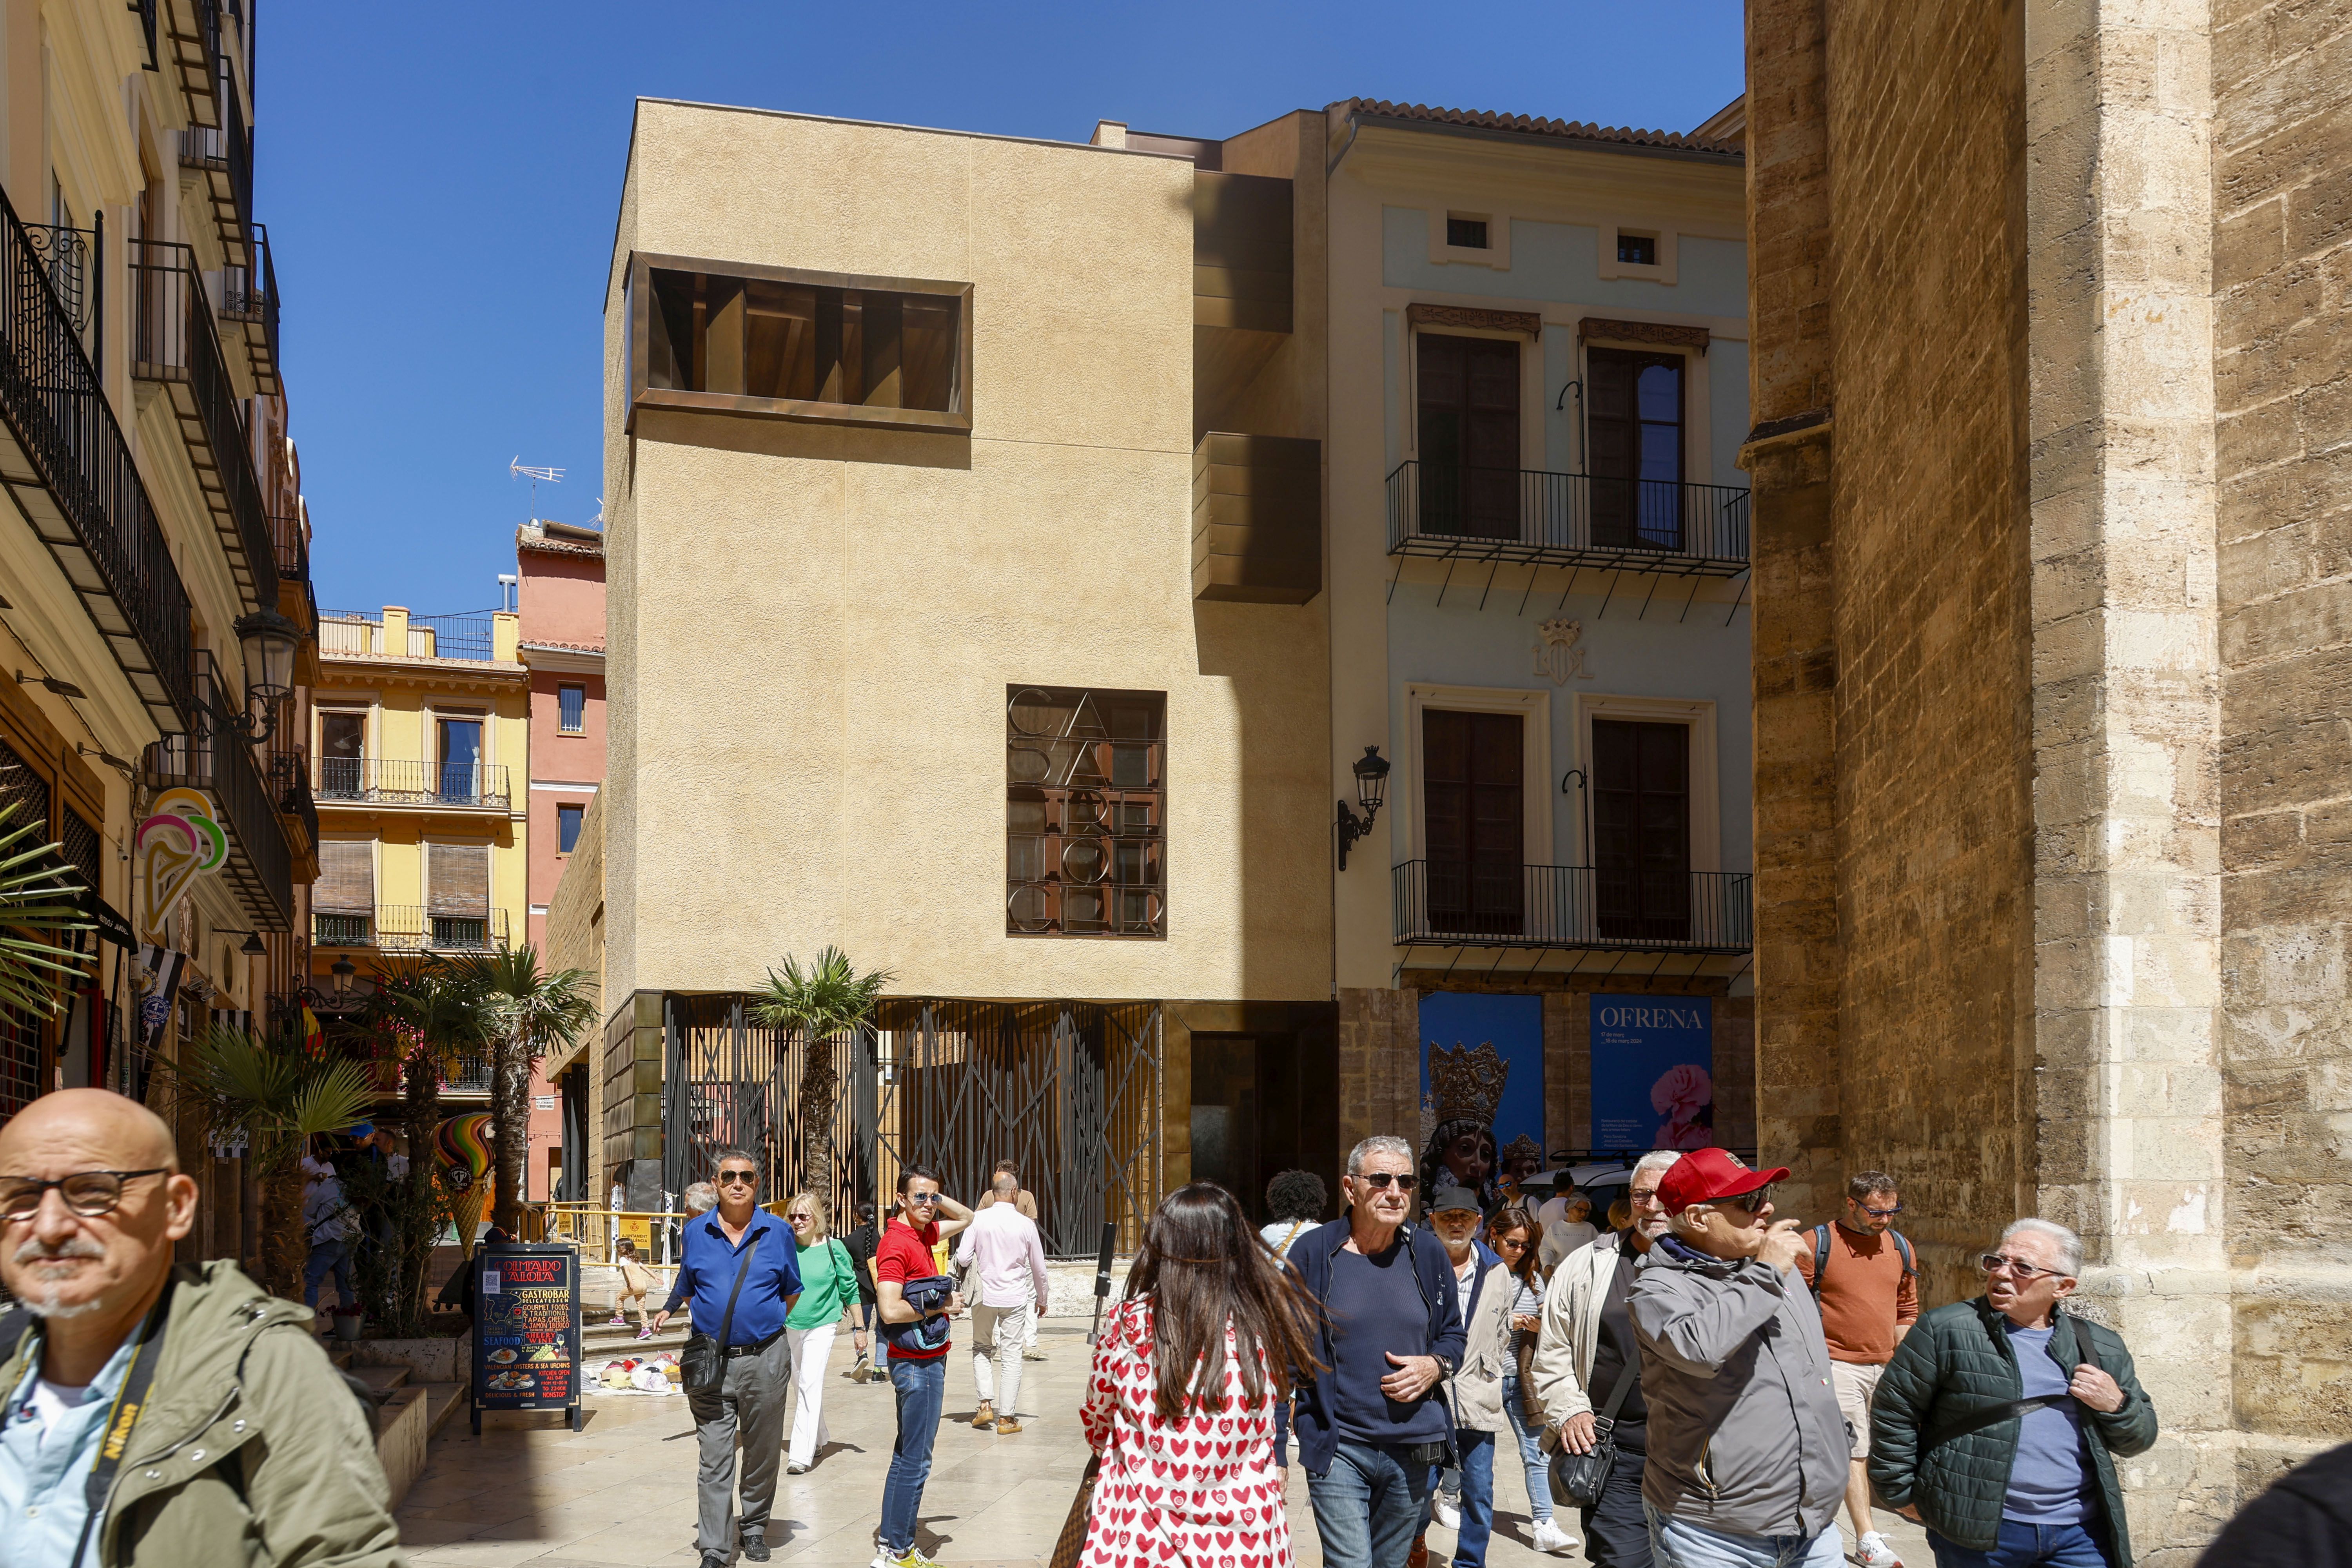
[0,1088,405,1567]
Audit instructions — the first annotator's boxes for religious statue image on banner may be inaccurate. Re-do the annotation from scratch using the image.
[1418,992,1545,1211]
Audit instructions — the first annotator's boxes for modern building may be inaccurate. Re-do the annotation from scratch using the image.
[0,0,319,1258]
[572,92,1756,1243]
[309,606,529,1099]
[1742,0,2348,1550]
[517,517,605,1200]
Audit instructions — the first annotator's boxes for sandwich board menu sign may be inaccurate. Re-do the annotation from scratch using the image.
[472,1241,583,1432]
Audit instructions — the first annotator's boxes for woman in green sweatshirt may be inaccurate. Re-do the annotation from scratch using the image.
[784,1193,862,1474]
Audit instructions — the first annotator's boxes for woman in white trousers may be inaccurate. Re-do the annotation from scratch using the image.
[782,1192,864,1474]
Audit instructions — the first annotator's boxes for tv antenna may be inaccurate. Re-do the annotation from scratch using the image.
[510,456,563,518]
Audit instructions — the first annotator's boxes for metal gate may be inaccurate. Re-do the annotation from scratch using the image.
[659,995,868,1225]
[867,1000,1162,1258]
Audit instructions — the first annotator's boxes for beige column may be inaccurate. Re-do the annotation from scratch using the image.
[2026,0,2232,1551]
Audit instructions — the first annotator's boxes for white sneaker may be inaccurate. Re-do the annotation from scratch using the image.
[1531,1519,1579,1555]
[1432,1495,1461,1531]
[1855,1531,1906,1568]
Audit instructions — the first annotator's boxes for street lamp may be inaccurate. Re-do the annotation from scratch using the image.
[330,956,356,998]
[227,609,301,742]
[239,931,266,957]
[1336,745,1392,871]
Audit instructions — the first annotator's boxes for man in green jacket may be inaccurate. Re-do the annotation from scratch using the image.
[1867,1219,2158,1567]
[0,1088,408,1567]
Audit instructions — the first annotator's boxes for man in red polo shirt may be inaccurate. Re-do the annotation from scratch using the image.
[871,1165,974,1568]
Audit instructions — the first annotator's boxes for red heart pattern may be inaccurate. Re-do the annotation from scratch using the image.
[1072,1299,1294,1568]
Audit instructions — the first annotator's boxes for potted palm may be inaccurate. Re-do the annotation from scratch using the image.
[373,958,493,1328]
[750,947,893,1199]
[465,946,597,1235]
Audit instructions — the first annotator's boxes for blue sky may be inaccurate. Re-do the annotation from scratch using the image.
[265,2,1743,616]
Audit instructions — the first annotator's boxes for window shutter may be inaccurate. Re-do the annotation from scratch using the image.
[316,840,374,913]
[427,843,489,917]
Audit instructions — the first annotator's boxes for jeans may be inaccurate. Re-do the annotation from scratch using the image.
[1926,1521,2114,1568]
[1644,1503,1843,1568]
[303,1238,352,1309]
[1308,1439,1435,1568]
[878,1353,946,1553]
[1435,1431,1495,1568]
[1497,1373,1552,1525]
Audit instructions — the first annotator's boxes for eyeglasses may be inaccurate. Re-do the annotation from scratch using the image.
[1353,1172,1418,1192]
[715,1171,757,1187]
[1859,1203,1905,1218]
[0,1169,169,1221]
[1629,1188,1663,1206]
[1980,1252,2065,1281]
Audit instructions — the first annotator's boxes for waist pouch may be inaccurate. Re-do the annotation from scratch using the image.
[884,1274,956,1353]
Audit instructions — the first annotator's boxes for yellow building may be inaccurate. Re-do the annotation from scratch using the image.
[310,607,528,1094]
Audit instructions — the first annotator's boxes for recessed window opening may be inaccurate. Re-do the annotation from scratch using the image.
[1006,686,1165,938]
[558,803,584,855]
[557,684,585,734]
[1446,215,1491,250]
[645,268,961,414]
[1617,232,1659,266]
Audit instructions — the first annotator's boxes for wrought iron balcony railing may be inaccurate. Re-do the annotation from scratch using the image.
[0,189,194,731]
[140,651,293,928]
[445,1054,493,1094]
[127,238,276,612]
[1386,460,1751,576]
[313,757,511,809]
[1392,860,1753,953]
[269,746,318,853]
[268,511,306,581]
[318,612,497,662]
[24,223,95,336]
[312,907,509,956]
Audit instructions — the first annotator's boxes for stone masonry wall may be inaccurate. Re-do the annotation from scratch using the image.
[1822,0,2039,1298]
[2211,0,2352,1480]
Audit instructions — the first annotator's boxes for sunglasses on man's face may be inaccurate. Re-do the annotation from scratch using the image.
[716,1171,757,1187]
[1694,1185,1773,1216]
[906,1192,942,1206]
[1353,1172,1418,1192]
[1980,1252,2065,1282]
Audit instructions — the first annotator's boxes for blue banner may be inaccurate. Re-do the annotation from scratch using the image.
[1589,994,1714,1154]
[1420,992,1545,1202]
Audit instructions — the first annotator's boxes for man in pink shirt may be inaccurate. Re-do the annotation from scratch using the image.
[953,1172,1049,1433]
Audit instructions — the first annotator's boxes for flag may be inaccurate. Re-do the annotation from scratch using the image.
[302,1005,323,1059]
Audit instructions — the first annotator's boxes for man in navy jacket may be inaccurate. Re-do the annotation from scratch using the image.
[1289,1134,1469,1568]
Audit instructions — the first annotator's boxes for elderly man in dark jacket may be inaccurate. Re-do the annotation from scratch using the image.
[1868,1219,2158,1568]
[1289,1134,1467,1568]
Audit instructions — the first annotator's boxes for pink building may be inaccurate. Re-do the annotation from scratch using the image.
[517,519,606,1201]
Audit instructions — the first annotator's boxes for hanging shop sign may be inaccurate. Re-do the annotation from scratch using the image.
[135,788,227,945]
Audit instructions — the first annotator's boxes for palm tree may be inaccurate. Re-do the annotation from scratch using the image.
[750,947,893,1202]
[375,958,492,1325]
[0,800,93,1013]
[469,945,597,1234]
[168,1022,376,1301]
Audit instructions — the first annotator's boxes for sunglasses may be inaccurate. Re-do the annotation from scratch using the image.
[1979,1252,2065,1282]
[1692,1185,1774,1216]
[1353,1172,1418,1192]
[906,1192,942,1206]
[1858,1203,1905,1218]
[716,1171,757,1187]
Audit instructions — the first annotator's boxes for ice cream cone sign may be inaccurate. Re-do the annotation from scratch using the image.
[136,789,228,945]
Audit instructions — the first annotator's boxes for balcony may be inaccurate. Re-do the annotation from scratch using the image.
[128,239,276,612]
[0,190,194,732]
[141,652,294,929]
[269,746,319,880]
[1386,461,1751,577]
[171,0,254,271]
[319,611,499,662]
[1392,861,1753,953]
[312,907,511,955]
[314,757,512,811]
[214,224,278,396]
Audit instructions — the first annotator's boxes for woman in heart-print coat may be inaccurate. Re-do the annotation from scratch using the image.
[1078,1181,1324,1568]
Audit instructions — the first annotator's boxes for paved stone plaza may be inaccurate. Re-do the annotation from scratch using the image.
[395,1320,1930,1567]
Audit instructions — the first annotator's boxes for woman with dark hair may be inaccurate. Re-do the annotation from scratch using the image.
[1259,1168,1327,1258]
[1491,1205,1577,1554]
[1077,1182,1321,1568]
[1422,1118,1501,1212]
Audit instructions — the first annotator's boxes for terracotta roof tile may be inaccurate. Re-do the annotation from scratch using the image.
[1337,98,1744,158]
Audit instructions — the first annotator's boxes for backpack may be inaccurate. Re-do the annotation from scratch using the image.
[1809,1223,1913,1294]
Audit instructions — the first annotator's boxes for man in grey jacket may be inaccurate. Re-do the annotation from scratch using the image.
[1629,1148,1847,1568]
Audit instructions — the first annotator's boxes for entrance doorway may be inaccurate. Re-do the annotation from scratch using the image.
[1189,1027,1339,1223]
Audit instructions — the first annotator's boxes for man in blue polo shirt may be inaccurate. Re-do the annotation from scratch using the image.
[651,1147,802,1568]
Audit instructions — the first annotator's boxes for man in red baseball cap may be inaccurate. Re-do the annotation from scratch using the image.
[1628,1148,1849,1568]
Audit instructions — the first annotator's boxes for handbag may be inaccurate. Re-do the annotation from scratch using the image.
[680,1229,764,1397]
[1046,1455,1102,1568]
[1548,1354,1637,1509]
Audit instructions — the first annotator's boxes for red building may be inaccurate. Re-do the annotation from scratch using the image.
[517,519,605,1201]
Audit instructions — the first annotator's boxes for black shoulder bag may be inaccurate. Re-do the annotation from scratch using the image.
[1547,1354,1635,1510]
[680,1230,763,1397]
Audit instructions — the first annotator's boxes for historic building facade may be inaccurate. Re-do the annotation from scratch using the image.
[1743,0,2349,1552]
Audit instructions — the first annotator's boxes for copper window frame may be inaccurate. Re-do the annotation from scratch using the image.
[624,251,974,435]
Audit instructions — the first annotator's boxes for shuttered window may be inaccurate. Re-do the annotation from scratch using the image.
[426,843,489,917]
[315,840,375,913]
